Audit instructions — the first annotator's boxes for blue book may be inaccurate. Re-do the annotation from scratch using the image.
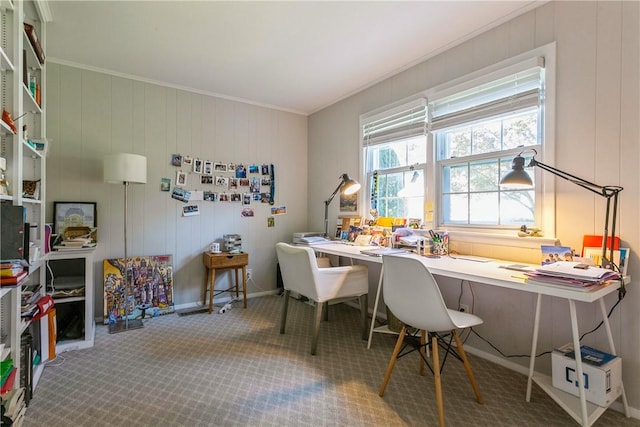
[565,345,617,366]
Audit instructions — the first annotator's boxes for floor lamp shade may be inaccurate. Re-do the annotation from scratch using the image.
[104,153,147,184]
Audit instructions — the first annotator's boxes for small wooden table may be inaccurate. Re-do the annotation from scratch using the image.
[202,252,249,313]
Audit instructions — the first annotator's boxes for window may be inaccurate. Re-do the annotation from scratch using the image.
[362,100,427,221]
[360,45,554,233]
[432,59,545,229]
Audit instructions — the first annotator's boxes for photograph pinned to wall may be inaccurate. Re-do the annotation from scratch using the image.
[340,192,358,215]
[228,178,238,190]
[203,191,217,201]
[249,164,259,174]
[243,193,251,205]
[261,164,270,175]
[53,201,97,235]
[230,193,242,202]
[171,154,182,167]
[235,164,246,178]
[250,177,260,193]
[219,192,229,202]
[260,192,271,203]
[261,177,271,186]
[214,162,227,172]
[203,160,213,175]
[201,175,213,184]
[183,156,193,166]
[215,176,228,187]
[182,205,199,217]
[267,217,275,227]
[171,187,191,203]
[270,205,287,215]
[160,178,171,192]
[540,245,573,265]
[193,158,203,174]
[176,171,187,186]
[239,178,250,187]
[252,193,261,201]
[228,163,236,172]
[241,207,254,217]
[103,255,174,324]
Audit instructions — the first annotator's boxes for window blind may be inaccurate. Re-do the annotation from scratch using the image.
[362,99,427,147]
[430,64,544,131]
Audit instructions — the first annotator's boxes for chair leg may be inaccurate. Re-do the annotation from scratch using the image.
[323,302,329,322]
[453,330,483,404]
[432,334,445,427]
[359,294,368,340]
[419,330,427,376]
[280,290,290,334]
[379,325,407,397]
[311,301,324,355]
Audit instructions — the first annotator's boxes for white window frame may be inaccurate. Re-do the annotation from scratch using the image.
[359,43,556,237]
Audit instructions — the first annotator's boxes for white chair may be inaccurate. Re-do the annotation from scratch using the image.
[378,254,483,427]
[275,242,369,355]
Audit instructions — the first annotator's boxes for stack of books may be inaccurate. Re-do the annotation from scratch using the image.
[1,386,26,426]
[525,261,621,292]
[0,359,16,394]
[0,261,28,287]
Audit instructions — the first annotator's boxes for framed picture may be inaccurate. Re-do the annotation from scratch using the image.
[339,192,358,215]
[53,201,97,235]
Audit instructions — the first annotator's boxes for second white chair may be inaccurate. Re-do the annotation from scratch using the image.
[378,254,483,427]
[275,242,369,355]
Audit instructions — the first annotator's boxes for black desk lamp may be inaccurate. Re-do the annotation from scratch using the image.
[501,148,623,270]
[324,173,361,237]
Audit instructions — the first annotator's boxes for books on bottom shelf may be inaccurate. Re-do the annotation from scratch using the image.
[1,386,26,427]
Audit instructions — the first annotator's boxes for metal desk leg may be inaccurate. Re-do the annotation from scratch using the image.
[367,265,384,349]
[599,298,629,417]
[526,293,542,402]
[568,299,588,427]
[241,265,248,308]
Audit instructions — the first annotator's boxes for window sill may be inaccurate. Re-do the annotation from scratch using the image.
[445,230,560,250]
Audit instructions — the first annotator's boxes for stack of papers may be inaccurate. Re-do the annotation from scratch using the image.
[525,262,621,292]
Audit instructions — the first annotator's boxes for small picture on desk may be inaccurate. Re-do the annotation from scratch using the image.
[541,245,573,265]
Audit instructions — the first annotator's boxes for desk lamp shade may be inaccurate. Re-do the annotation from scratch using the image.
[340,174,361,195]
[104,153,147,184]
[500,154,533,186]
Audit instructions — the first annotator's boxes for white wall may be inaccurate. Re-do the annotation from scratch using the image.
[45,63,308,317]
[308,1,640,414]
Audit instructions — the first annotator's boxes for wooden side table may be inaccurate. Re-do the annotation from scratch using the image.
[202,252,249,314]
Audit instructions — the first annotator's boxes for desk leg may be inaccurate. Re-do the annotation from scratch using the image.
[367,265,385,349]
[599,298,630,417]
[208,269,216,314]
[203,268,209,307]
[242,265,247,308]
[526,293,542,402]
[568,300,588,427]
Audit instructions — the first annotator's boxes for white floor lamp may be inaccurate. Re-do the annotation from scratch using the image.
[104,152,147,334]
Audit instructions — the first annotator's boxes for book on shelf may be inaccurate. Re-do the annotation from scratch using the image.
[1,386,25,420]
[0,271,28,287]
[0,367,16,393]
[23,23,45,65]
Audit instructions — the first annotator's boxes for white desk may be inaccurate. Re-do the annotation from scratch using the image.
[311,242,630,427]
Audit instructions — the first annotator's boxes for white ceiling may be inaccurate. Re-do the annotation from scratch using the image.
[45,1,543,115]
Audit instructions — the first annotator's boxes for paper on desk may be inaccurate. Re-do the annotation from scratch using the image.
[536,261,620,281]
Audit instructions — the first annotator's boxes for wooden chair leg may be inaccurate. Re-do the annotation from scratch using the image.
[280,290,290,334]
[453,330,483,404]
[359,294,368,340]
[379,326,407,396]
[311,301,325,355]
[432,334,445,427]
[419,330,427,376]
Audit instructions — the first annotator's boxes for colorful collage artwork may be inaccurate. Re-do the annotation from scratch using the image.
[103,255,174,324]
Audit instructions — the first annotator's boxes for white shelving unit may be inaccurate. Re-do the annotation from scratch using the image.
[0,0,50,394]
[45,248,96,352]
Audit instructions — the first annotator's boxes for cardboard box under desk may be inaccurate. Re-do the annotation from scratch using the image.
[551,349,622,407]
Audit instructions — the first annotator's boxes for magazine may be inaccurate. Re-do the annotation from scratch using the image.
[540,245,574,265]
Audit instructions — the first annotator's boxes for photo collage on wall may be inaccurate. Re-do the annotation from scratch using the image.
[165,154,277,220]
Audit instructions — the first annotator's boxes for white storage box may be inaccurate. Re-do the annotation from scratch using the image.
[551,346,622,407]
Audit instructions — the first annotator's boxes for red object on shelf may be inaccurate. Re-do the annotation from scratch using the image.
[2,109,17,134]
[0,367,16,393]
[0,270,27,286]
